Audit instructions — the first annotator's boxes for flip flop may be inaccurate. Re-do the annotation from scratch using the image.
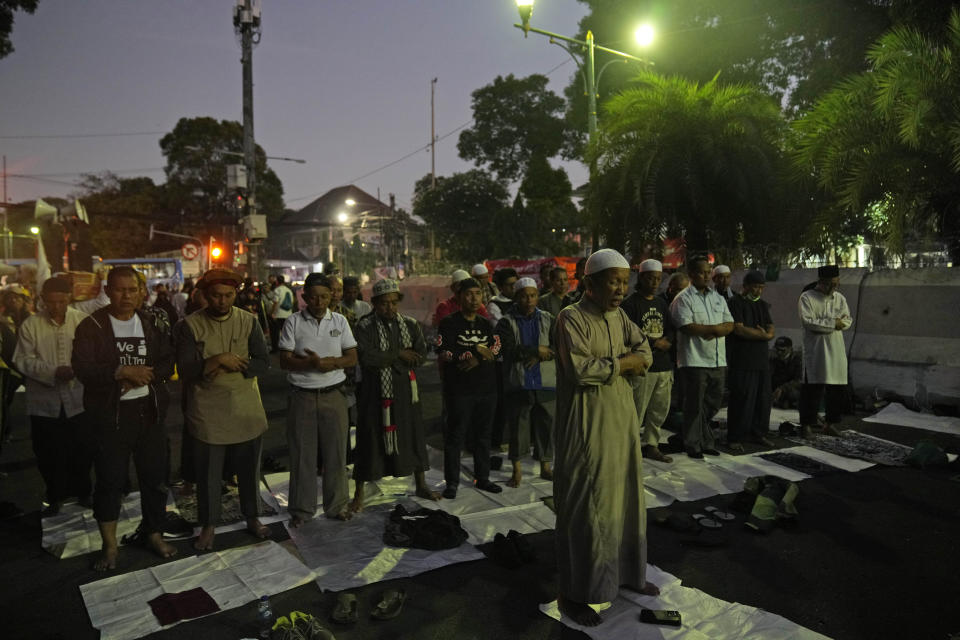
[371,588,407,620]
[692,514,722,529]
[331,592,358,624]
[705,506,736,521]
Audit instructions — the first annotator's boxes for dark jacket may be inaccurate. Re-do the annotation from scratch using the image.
[72,306,175,427]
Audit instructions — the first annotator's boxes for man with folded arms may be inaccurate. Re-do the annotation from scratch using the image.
[175,268,271,550]
[279,273,357,524]
[670,255,734,458]
[553,249,657,626]
[72,266,176,570]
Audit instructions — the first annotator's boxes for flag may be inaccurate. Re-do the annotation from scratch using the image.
[35,233,51,285]
[34,198,58,220]
[74,199,90,224]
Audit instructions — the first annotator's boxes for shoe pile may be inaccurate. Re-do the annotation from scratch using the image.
[272,611,336,640]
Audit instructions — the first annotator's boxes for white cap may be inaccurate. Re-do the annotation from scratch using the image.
[584,248,630,275]
[451,269,470,285]
[515,277,538,291]
[711,265,731,276]
[470,263,488,276]
[639,259,662,273]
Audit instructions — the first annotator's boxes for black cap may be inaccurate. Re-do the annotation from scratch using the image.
[818,265,840,278]
[744,270,765,285]
[774,336,792,348]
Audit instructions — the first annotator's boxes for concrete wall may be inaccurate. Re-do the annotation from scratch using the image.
[733,267,960,409]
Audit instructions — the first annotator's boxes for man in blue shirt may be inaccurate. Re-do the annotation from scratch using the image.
[670,255,734,458]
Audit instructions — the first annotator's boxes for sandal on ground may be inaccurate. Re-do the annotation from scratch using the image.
[692,514,723,529]
[331,592,358,624]
[371,588,407,620]
[704,505,736,521]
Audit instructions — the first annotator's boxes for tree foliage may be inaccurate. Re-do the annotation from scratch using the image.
[412,170,509,262]
[792,9,960,261]
[565,0,954,130]
[589,71,789,260]
[457,74,572,183]
[75,173,167,259]
[160,117,285,220]
[0,0,37,59]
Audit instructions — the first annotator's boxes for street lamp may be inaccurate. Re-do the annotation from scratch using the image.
[513,0,653,250]
[29,226,39,235]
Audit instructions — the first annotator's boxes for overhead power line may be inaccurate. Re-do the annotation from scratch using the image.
[0,130,166,140]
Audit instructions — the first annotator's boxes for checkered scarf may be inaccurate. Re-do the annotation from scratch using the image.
[376,314,417,455]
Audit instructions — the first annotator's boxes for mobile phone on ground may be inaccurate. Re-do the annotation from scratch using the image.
[640,609,682,626]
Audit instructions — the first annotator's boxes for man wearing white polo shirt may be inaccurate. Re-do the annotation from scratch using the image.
[278,272,358,524]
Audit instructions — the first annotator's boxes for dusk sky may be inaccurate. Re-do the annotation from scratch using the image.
[0,0,602,216]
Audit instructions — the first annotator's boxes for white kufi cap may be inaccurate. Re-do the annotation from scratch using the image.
[584,248,630,275]
[470,263,488,276]
[711,265,731,276]
[515,277,538,291]
[639,259,662,273]
[451,269,470,285]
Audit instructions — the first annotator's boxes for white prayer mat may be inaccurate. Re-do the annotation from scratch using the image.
[172,481,285,534]
[283,502,484,593]
[457,501,556,545]
[79,540,316,640]
[704,453,812,483]
[714,406,801,431]
[42,491,178,560]
[642,454,750,502]
[541,564,830,640]
[863,402,960,435]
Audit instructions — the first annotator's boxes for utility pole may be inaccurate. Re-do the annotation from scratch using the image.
[430,78,438,189]
[234,0,260,219]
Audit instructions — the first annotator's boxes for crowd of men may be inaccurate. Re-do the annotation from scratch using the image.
[5,252,850,626]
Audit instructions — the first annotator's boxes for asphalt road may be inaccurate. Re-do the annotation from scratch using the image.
[1,354,959,640]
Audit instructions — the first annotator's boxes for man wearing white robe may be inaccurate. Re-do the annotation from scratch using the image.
[553,248,657,627]
[798,265,852,438]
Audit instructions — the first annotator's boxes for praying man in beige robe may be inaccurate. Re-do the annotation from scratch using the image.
[553,248,659,626]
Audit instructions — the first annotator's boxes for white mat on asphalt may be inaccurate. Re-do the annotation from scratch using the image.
[42,483,284,559]
[541,564,830,640]
[79,540,315,640]
[863,402,960,435]
[714,406,801,431]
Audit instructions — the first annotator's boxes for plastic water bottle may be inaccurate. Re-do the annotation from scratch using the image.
[256,595,274,639]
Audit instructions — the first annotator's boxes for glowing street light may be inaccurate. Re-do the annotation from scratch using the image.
[635,24,655,47]
[29,226,40,235]
[337,211,349,224]
[512,0,653,250]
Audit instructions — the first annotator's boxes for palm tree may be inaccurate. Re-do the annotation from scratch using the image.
[793,9,960,262]
[588,71,789,261]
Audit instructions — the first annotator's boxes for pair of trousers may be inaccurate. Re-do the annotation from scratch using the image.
[31,410,93,503]
[193,435,262,526]
[631,370,673,448]
[287,388,348,519]
[799,380,845,425]
[726,369,772,443]
[678,367,725,452]
[92,397,167,533]
[269,317,286,352]
[504,389,555,463]
[444,392,496,485]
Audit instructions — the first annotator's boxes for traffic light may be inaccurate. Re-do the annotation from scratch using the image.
[211,243,223,262]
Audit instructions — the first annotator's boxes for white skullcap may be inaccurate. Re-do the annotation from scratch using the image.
[470,263,488,276]
[584,248,630,275]
[711,265,731,276]
[639,259,662,273]
[451,269,470,285]
[515,277,538,291]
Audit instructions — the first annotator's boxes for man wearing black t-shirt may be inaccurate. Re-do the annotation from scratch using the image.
[622,260,675,462]
[725,271,775,452]
[436,278,502,498]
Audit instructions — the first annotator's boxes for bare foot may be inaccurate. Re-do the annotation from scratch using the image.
[93,545,118,572]
[193,525,216,551]
[349,496,364,513]
[146,533,178,559]
[289,515,307,528]
[540,464,554,481]
[558,595,602,627]
[506,472,522,488]
[331,510,352,521]
[246,518,271,539]
[415,486,442,501]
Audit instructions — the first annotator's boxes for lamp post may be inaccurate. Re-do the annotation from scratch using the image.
[513,0,653,251]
